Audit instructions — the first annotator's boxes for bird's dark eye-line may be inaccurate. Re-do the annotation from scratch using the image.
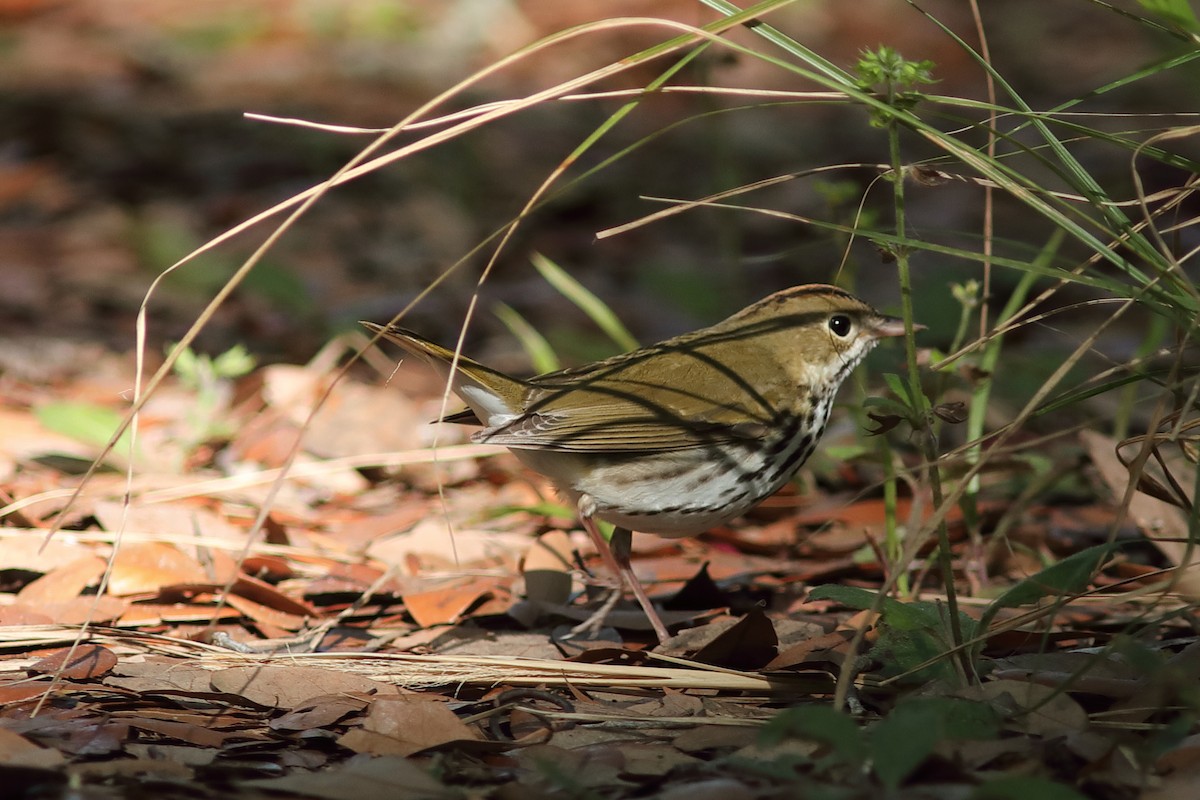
[828,314,853,337]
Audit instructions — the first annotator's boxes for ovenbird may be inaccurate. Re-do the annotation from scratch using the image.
[364,284,911,642]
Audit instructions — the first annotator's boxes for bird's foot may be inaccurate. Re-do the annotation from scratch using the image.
[564,585,623,640]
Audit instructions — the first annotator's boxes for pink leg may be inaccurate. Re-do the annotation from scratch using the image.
[580,512,624,580]
[610,526,670,643]
[573,513,669,643]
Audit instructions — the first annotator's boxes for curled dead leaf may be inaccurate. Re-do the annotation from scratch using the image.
[865,411,903,435]
[933,401,967,424]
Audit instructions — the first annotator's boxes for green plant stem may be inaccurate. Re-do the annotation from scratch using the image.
[957,241,1055,571]
[1113,312,1168,441]
[884,90,970,684]
[963,263,1042,500]
[879,435,908,597]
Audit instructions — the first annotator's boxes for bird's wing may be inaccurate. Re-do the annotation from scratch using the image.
[477,347,790,452]
[476,406,771,452]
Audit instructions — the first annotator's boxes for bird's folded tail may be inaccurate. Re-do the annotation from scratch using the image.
[361,322,526,427]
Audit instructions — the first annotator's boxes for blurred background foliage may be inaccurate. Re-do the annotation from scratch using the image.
[0,0,1196,381]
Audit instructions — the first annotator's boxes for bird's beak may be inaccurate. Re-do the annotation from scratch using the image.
[869,315,922,338]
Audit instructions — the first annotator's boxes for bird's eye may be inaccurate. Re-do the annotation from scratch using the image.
[828,314,853,337]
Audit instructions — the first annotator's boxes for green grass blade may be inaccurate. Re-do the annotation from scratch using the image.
[531,252,639,351]
[493,301,560,374]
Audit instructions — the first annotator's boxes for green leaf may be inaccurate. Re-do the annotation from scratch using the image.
[531,253,639,352]
[1139,0,1200,32]
[971,776,1089,800]
[924,348,956,372]
[211,344,256,379]
[882,372,910,403]
[811,586,975,684]
[808,585,942,631]
[1034,368,1178,417]
[870,702,942,789]
[871,613,961,684]
[878,600,950,632]
[979,544,1116,634]
[169,343,200,385]
[871,697,1000,790]
[36,402,135,461]
[807,584,880,610]
[822,443,871,462]
[928,696,1003,741]
[895,696,1001,741]
[759,705,866,765]
[487,501,576,520]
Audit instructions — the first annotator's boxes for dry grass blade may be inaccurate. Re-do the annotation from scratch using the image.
[1114,414,1200,511]
[0,625,829,695]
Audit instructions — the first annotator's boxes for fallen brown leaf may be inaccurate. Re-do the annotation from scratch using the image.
[0,727,65,769]
[340,694,479,756]
[226,573,317,615]
[270,694,370,732]
[208,664,402,709]
[687,612,778,671]
[963,678,1089,737]
[16,596,128,625]
[402,576,502,628]
[108,542,210,596]
[29,644,117,680]
[16,554,107,604]
[623,742,702,776]
[765,629,854,671]
[122,718,230,749]
[245,753,450,799]
[106,659,223,695]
